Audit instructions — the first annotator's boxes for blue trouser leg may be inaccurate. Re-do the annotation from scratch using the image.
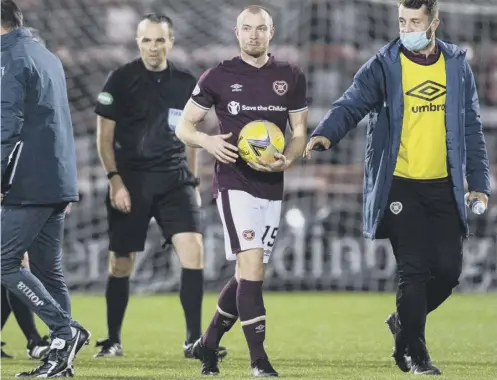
[1,204,72,341]
[28,208,71,316]
[26,206,84,334]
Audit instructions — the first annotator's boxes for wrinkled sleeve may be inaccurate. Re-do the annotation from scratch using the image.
[1,59,26,178]
[463,59,491,196]
[94,70,121,121]
[311,56,383,149]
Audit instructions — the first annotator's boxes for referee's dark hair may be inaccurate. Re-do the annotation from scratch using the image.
[142,12,174,37]
[1,0,23,30]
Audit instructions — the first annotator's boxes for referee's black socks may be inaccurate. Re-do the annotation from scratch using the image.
[106,276,130,344]
[180,268,204,345]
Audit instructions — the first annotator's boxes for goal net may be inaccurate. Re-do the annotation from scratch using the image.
[19,0,497,293]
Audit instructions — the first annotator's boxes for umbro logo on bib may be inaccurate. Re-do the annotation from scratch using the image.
[390,202,403,215]
[406,80,446,102]
[406,80,446,113]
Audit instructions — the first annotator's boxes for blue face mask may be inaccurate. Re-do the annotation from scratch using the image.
[400,22,434,52]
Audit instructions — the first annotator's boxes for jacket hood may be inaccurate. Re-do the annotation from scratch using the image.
[1,27,32,51]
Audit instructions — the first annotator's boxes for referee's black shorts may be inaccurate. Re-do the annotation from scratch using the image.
[105,168,201,254]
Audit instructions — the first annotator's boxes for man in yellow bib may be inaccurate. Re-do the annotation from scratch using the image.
[305,0,491,376]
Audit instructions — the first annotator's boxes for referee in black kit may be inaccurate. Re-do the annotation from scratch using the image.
[94,13,226,359]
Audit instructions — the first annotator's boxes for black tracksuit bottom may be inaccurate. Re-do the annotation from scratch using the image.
[382,176,464,361]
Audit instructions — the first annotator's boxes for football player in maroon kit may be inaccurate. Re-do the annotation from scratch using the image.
[176,5,308,377]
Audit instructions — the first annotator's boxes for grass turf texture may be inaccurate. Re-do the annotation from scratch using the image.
[1,293,496,379]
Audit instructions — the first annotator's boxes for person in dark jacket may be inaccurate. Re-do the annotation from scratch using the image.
[305,0,490,376]
[1,0,89,377]
[1,24,54,364]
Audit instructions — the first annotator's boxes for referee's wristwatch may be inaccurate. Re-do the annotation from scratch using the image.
[107,171,120,180]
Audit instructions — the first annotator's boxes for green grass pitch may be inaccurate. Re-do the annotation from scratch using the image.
[1,292,496,379]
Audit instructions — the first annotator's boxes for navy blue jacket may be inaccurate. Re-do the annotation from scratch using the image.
[1,28,79,204]
[312,39,491,239]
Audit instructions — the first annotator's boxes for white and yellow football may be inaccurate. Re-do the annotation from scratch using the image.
[237,120,285,164]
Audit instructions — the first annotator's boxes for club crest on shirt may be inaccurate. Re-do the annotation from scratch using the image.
[242,229,255,241]
[390,201,403,215]
[272,81,288,96]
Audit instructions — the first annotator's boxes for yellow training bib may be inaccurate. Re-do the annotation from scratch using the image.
[394,52,448,180]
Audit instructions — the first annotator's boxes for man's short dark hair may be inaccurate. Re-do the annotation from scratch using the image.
[398,0,439,20]
[1,0,23,30]
[142,12,174,34]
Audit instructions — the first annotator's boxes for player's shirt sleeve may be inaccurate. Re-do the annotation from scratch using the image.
[184,75,197,106]
[94,70,121,121]
[190,68,216,110]
[288,68,308,113]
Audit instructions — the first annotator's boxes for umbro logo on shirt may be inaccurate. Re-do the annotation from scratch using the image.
[406,80,446,102]
[406,80,446,113]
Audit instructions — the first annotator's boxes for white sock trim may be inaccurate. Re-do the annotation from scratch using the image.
[216,305,237,319]
[240,315,266,326]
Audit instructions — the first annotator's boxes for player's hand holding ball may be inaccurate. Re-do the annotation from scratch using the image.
[238,120,288,172]
[249,153,289,172]
[203,133,239,164]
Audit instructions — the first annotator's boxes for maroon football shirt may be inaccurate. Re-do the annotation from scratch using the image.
[191,55,308,201]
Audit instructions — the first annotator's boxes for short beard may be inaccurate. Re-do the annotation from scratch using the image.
[426,29,434,41]
[422,31,435,52]
[241,47,266,59]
